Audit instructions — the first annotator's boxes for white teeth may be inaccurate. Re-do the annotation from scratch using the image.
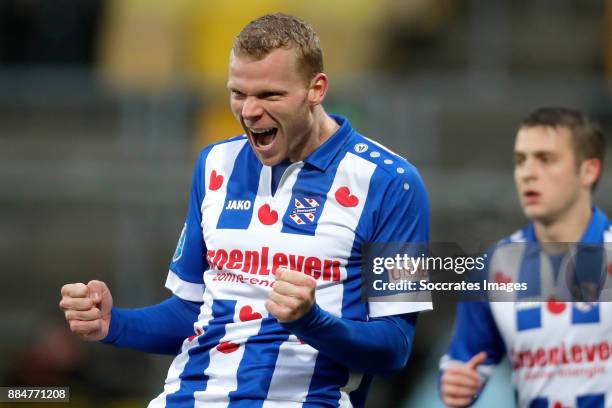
[250,128,274,134]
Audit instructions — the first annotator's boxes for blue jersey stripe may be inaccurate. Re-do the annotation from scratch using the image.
[227,318,290,407]
[217,144,262,230]
[166,300,237,407]
[528,398,548,408]
[302,356,347,407]
[516,305,542,332]
[572,303,600,324]
[577,394,604,408]
[573,244,606,294]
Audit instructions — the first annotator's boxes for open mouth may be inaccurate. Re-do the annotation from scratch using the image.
[523,190,540,202]
[250,127,278,149]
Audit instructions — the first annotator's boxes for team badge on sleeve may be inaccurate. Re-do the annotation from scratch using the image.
[172,223,187,262]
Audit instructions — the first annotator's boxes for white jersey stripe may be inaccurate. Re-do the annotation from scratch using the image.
[249,163,303,233]
[363,136,402,159]
[315,152,376,317]
[148,288,219,406]
[338,371,363,408]
[194,300,267,406]
[313,152,375,406]
[604,225,612,243]
[201,139,248,238]
[194,289,215,340]
[147,338,200,408]
[262,338,319,406]
[509,229,526,243]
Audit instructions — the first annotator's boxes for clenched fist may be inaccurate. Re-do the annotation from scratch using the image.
[59,280,113,341]
[440,352,487,407]
[266,268,316,323]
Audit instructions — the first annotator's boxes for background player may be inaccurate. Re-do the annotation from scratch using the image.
[59,13,431,407]
[439,107,611,407]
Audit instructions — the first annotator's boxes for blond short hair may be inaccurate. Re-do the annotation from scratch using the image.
[232,13,323,83]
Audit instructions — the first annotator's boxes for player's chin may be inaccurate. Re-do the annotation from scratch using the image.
[254,150,284,167]
[522,206,538,219]
[522,205,549,222]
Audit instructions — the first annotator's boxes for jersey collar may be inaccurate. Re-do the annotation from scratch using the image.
[523,206,609,243]
[302,114,353,171]
[579,206,609,243]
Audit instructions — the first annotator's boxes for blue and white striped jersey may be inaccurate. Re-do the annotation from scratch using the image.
[150,115,432,407]
[441,208,612,408]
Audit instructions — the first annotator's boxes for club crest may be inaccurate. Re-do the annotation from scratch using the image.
[289,196,320,225]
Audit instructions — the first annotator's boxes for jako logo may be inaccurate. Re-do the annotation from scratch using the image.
[225,200,252,210]
[354,143,368,153]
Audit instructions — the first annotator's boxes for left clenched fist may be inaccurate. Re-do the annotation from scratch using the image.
[266,268,317,323]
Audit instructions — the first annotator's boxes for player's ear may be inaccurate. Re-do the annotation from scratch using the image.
[579,157,601,189]
[308,73,328,107]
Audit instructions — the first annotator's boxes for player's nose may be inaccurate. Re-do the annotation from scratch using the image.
[518,157,538,181]
[241,96,264,122]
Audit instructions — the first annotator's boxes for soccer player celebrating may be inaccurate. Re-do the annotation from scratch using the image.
[439,108,611,407]
[59,13,431,407]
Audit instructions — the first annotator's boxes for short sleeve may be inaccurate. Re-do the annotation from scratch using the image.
[367,164,433,317]
[166,149,209,302]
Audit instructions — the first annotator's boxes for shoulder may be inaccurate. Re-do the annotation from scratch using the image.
[499,228,528,245]
[195,135,248,165]
[485,227,530,263]
[343,132,424,190]
[197,134,248,156]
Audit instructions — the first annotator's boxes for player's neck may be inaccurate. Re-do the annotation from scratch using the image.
[312,106,339,147]
[533,198,592,243]
[290,107,339,162]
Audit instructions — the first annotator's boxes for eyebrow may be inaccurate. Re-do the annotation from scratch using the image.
[228,87,288,97]
[513,147,556,154]
[257,90,288,97]
[513,150,557,160]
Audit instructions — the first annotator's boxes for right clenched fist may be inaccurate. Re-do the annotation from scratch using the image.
[59,280,113,342]
[440,351,487,407]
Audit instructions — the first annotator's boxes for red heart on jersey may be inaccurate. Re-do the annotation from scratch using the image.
[239,305,262,322]
[607,263,612,276]
[553,402,567,408]
[258,204,278,225]
[335,186,359,207]
[187,327,203,342]
[546,299,566,315]
[494,272,512,284]
[216,341,240,354]
[209,170,224,191]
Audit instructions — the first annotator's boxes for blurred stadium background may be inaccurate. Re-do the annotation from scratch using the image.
[0,0,611,407]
